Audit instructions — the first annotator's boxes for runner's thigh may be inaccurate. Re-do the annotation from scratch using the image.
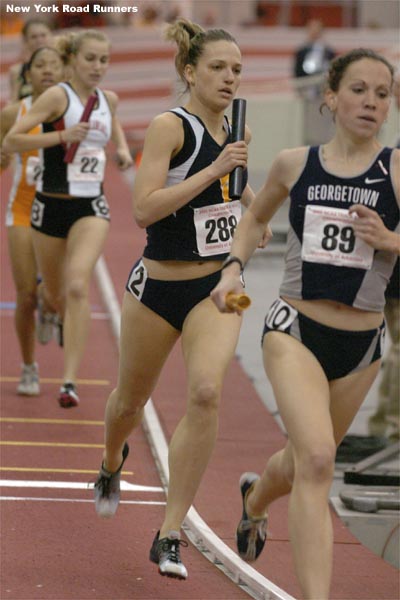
[329,360,381,445]
[65,216,109,280]
[263,331,333,452]
[7,226,37,293]
[116,292,180,403]
[32,229,66,299]
[182,296,242,388]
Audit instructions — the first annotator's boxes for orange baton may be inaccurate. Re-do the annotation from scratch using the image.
[225,292,251,311]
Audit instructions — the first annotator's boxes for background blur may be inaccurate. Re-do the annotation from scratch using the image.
[1,0,399,185]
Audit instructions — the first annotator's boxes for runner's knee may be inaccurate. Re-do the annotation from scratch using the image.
[66,276,89,302]
[189,380,220,412]
[295,444,336,483]
[16,287,37,312]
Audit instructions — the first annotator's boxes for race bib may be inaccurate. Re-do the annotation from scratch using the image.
[265,298,298,331]
[26,156,42,186]
[31,196,45,228]
[302,205,373,270]
[194,200,241,257]
[91,195,110,219]
[127,259,147,300]
[67,147,106,183]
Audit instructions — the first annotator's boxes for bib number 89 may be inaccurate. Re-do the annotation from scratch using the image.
[321,224,355,254]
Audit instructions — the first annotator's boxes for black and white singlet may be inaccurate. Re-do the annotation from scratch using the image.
[280,146,399,312]
[143,107,248,262]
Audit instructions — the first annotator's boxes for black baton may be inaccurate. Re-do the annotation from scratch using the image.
[229,98,247,200]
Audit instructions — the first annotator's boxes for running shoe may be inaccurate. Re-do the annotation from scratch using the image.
[149,530,188,579]
[58,382,79,408]
[236,472,268,562]
[94,442,129,518]
[17,363,40,396]
[36,296,56,344]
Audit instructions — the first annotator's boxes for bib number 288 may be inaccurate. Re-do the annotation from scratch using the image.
[205,214,238,244]
[194,200,242,257]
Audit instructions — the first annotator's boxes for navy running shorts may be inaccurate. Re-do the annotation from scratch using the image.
[126,258,221,331]
[31,191,110,238]
[262,297,385,381]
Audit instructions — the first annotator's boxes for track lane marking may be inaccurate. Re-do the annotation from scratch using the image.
[1,497,166,505]
[0,467,133,475]
[1,377,110,385]
[1,441,104,448]
[1,418,104,425]
[1,306,109,320]
[0,479,164,492]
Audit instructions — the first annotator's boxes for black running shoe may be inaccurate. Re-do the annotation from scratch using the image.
[94,443,129,518]
[58,382,79,408]
[149,530,188,579]
[236,472,268,562]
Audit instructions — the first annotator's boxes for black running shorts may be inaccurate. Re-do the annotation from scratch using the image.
[262,298,385,381]
[31,191,110,238]
[126,258,221,331]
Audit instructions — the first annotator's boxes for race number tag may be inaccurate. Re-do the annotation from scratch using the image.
[91,195,110,219]
[194,200,241,257]
[31,196,45,228]
[265,298,297,331]
[67,147,106,182]
[302,205,373,270]
[25,156,42,186]
[127,259,147,300]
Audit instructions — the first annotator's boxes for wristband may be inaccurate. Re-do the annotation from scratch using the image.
[221,255,244,273]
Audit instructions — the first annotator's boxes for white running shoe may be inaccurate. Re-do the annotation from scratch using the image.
[17,363,40,396]
[149,530,188,579]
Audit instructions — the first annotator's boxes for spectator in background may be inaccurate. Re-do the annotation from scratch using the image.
[294,19,335,79]
[54,0,108,29]
[135,4,160,28]
[9,18,54,101]
[254,2,269,26]
[165,3,182,24]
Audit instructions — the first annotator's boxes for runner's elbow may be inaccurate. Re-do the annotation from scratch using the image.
[133,205,150,229]
[2,132,24,153]
[2,133,15,153]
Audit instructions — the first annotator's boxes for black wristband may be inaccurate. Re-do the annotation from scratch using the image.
[221,255,244,273]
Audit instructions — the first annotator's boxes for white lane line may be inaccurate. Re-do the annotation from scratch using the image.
[95,255,295,600]
[0,479,163,493]
[0,497,166,505]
